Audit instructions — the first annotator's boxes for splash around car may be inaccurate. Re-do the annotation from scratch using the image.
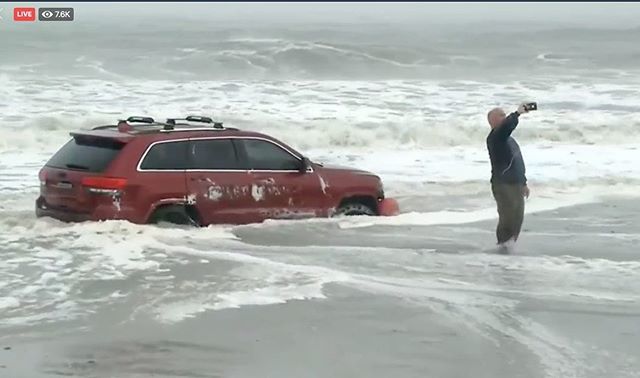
[36,116,400,226]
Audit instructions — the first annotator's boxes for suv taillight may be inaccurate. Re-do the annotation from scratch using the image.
[81,177,127,193]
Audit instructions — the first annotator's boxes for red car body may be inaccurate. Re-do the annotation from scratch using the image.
[35,117,399,226]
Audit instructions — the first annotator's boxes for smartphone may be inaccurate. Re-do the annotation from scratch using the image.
[524,102,538,111]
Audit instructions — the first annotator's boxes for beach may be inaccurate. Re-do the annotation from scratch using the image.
[1,3,640,377]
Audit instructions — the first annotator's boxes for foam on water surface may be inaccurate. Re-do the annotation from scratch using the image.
[151,239,640,376]
[0,297,20,311]
[337,186,604,229]
[154,282,330,324]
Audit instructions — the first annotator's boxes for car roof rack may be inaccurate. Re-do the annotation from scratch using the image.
[92,116,163,130]
[90,115,235,133]
[126,116,156,124]
[164,115,225,130]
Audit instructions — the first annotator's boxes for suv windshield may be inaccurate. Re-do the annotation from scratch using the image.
[46,136,125,173]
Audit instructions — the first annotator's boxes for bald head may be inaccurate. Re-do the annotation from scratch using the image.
[487,108,506,129]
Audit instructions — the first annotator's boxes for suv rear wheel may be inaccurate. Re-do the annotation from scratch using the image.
[149,205,199,226]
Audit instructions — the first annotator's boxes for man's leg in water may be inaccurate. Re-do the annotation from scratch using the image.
[513,187,525,241]
[492,184,511,244]
[492,183,521,244]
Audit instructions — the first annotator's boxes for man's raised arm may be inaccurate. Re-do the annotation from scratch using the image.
[492,104,527,141]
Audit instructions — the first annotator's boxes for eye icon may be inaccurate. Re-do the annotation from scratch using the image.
[41,10,53,18]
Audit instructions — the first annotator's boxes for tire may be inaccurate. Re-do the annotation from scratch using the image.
[334,202,376,216]
[149,205,199,226]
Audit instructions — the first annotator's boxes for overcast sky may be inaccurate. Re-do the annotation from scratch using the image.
[15,2,640,28]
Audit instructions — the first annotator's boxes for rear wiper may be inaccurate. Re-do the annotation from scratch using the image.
[65,164,90,170]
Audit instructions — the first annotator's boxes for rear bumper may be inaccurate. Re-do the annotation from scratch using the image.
[378,198,400,216]
[35,196,92,222]
[35,196,143,224]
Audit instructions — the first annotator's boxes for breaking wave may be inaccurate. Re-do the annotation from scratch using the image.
[1,77,640,153]
[2,112,640,153]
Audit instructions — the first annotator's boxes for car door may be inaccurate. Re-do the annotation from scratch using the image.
[185,137,256,225]
[236,137,328,220]
[136,139,190,220]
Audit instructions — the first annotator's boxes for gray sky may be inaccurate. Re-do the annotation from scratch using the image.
[15,2,640,28]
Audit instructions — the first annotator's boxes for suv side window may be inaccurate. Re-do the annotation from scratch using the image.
[140,141,189,170]
[189,139,240,170]
[242,139,300,171]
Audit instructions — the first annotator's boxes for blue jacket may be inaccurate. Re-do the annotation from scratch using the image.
[486,112,527,185]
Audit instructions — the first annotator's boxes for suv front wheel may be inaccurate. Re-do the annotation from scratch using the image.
[334,202,376,216]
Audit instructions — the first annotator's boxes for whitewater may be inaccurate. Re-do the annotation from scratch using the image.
[1,6,640,377]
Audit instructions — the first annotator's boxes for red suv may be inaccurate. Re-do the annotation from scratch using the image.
[36,116,399,226]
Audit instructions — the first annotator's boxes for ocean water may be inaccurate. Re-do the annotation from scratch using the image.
[1,9,640,377]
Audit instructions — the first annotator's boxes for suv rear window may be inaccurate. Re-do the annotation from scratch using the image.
[46,136,125,173]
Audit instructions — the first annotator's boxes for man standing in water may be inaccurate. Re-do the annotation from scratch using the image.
[486,104,531,248]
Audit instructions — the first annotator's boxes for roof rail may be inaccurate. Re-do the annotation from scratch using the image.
[126,116,155,124]
[186,115,213,123]
[164,115,225,130]
[92,117,163,132]
[91,115,230,133]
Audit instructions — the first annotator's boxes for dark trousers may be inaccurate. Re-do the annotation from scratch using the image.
[491,183,525,244]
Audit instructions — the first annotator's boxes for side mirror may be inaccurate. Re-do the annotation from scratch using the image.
[299,157,312,173]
